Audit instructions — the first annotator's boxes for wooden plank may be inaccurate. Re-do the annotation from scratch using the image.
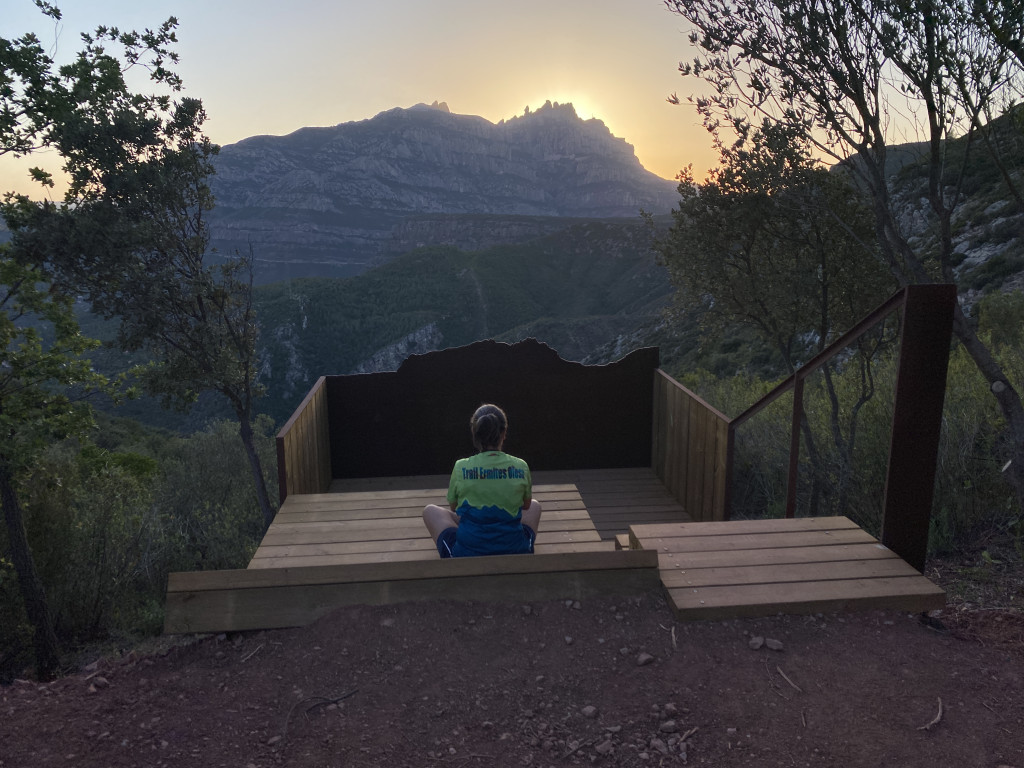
[250,541,606,571]
[589,509,693,526]
[300,391,312,493]
[659,557,922,589]
[567,491,677,506]
[297,411,309,492]
[331,469,668,495]
[276,503,591,524]
[666,386,680,505]
[633,527,878,554]
[252,525,601,560]
[277,490,582,514]
[171,549,658,592]
[685,400,705,520]
[307,385,320,491]
[654,542,898,570]
[252,550,436,568]
[316,384,331,491]
[651,372,664,480]
[666,576,945,621]
[309,385,321,491]
[254,536,437,557]
[276,498,585,518]
[265,511,596,537]
[292,483,579,503]
[254,533,603,560]
[590,504,685,517]
[259,526,603,548]
[677,386,692,506]
[301,404,313,492]
[166,564,662,634]
[285,428,298,496]
[700,414,718,523]
[166,549,659,633]
[713,418,729,521]
[615,533,630,550]
[249,541,618,570]
[630,516,859,543]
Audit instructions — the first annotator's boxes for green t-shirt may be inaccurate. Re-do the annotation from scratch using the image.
[446,451,532,556]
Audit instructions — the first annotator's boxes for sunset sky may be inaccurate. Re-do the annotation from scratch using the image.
[2,0,719,197]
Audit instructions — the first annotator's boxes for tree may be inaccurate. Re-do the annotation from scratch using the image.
[2,4,276,530]
[126,246,276,531]
[0,252,111,678]
[656,120,897,515]
[664,0,1024,505]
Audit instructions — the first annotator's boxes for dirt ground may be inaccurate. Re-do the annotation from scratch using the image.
[2,562,1023,768]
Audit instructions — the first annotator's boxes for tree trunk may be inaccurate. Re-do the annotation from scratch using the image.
[237,414,276,531]
[0,460,61,680]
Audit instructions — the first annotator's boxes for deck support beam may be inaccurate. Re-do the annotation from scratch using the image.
[880,284,957,572]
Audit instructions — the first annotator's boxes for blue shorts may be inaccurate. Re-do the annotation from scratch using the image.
[436,525,536,558]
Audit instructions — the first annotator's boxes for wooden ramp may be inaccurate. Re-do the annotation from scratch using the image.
[629,516,945,620]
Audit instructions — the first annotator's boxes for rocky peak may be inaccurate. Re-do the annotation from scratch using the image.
[407,100,451,113]
[208,101,678,282]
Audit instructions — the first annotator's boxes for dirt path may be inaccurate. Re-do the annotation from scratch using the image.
[2,591,1022,768]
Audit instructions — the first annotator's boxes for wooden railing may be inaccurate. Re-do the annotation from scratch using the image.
[726,284,957,571]
[276,376,332,502]
[652,370,731,522]
[652,285,956,570]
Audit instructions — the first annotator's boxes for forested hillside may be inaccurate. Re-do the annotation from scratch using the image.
[252,218,673,422]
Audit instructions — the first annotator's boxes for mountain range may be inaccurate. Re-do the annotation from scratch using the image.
[207,101,678,282]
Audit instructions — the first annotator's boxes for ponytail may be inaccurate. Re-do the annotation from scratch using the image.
[471,404,508,452]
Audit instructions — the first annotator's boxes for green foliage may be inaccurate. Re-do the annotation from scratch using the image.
[656,121,895,371]
[979,289,1024,350]
[0,415,277,671]
[253,220,670,422]
[665,0,1024,508]
[926,346,1009,552]
[963,252,1024,292]
[0,252,113,472]
[154,417,277,573]
[672,318,1020,554]
[0,8,187,197]
[3,5,276,527]
[657,120,899,519]
[21,442,157,638]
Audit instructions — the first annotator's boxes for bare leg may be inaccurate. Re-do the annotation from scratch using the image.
[423,504,459,540]
[522,500,542,532]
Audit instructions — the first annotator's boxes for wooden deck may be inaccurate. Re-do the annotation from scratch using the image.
[629,516,945,620]
[249,481,619,569]
[164,476,665,634]
[164,470,944,634]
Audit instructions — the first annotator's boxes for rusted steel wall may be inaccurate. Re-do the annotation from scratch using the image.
[323,339,660,478]
[276,376,332,502]
[651,370,731,522]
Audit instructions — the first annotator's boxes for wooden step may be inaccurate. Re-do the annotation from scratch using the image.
[165,548,660,634]
[630,517,945,620]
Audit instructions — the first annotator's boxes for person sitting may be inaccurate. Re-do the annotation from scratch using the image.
[422,403,542,558]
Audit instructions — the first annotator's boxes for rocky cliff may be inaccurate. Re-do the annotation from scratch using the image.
[208,101,678,282]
